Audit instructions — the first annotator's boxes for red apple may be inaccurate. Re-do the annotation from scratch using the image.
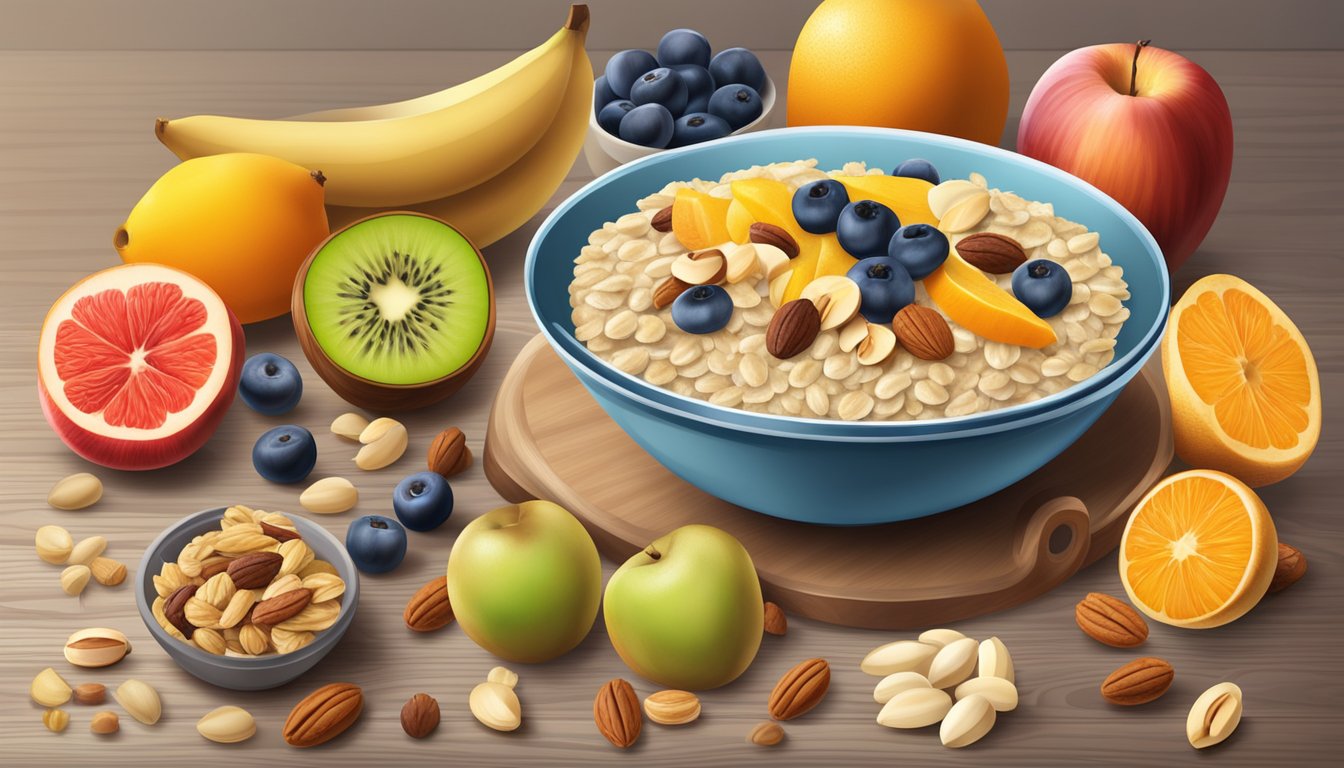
[1017,42,1233,272]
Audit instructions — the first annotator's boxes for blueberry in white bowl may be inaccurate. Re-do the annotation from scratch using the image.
[252,425,316,484]
[837,200,901,258]
[597,99,636,135]
[672,64,716,113]
[619,103,675,148]
[887,223,950,279]
[893,157,941,186]
[629,67,688,116]
[847,257,915,324]
[594,74,617,110]
[605,49,659,99]
[792,179,850,234]
[657,28,711,69]
[1012,259,1073,318]
[708,84,762,131]
[709,47,766,92]
[670,113,731,148]
[392,471,454,532]
[238,352,302,415]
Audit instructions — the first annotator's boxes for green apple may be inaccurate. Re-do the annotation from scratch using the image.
[603,524,763,690]
[447,499,601,663]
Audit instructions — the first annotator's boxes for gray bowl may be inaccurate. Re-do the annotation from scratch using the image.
[134,507,359,690]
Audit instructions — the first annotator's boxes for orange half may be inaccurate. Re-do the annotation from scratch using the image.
[1119,469,1277,629]
[1162,274,1320,486]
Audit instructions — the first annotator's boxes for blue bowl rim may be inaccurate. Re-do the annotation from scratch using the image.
[527,125,1170,438]
[133,506,359,669]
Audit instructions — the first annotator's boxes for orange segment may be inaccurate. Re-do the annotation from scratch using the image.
[1162,274,1320,487]
[671,188,731,251]
[813,233,857,280]
[834,174,939,226]
[783,232,823,302]
[725,199,754,244]
[730,179,808,243]
[1119,469,1277,629]
[923,247,1057,348]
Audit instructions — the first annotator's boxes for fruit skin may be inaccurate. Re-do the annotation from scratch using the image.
[605,49,659,99]
[893,158,940,185]
[846,257,914,324]
[619,103,675,148]
[658,29,712,69]
[1161,275,1320,486]
[292,212,496,413]
[345,515,407,574]
[116,153,328,325]
[709,47,766,92]
[252,425,317,484]
[788,0,1009,145]
[671,285,734,335]
[670,113,731,148]
[708,84,763,131]
[672,65,716,113]
[1011,259,1073,318]
[792,180,850,235]
[887,223,949,279]
[156,11,585,208]
[37,263,245,471]
[447,500,601,663]
[836,200,901,258]
[629,68,688,116]
[604,524,764,690]
[1017,43,1233,272]
[318,8,592,249]
[392,471,454,532]
[238,353,302,415]
[597,100,635,135]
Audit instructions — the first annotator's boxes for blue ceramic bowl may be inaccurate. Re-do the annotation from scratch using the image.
[527,127,1169,525]
[134,507,359,690]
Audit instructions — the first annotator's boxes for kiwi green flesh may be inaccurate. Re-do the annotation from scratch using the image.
[303,214,490,386]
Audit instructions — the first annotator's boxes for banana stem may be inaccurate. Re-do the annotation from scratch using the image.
[565,4,589,32]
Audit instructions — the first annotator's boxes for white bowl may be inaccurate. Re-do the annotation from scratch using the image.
[584,75,777,177]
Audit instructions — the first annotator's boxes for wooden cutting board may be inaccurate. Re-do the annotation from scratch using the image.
[484,335,1173,630]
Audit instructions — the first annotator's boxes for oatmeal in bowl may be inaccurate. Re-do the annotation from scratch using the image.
[568,159,1131,422]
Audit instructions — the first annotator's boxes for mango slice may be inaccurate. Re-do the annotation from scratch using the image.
[725,199,754,244]
[671,188,732,251]
[814,233,857,280]
[835,175,939,227]
[924,247,1057,349]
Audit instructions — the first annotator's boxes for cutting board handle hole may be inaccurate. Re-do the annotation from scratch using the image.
[1048,523,1075,555]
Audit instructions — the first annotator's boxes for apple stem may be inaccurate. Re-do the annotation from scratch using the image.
[1130,39,1151,97]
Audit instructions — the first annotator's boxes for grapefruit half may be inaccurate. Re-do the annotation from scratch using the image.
[38,263,244,470]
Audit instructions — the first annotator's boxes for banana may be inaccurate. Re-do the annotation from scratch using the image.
[326,18,593,248]
[155,5,589,208]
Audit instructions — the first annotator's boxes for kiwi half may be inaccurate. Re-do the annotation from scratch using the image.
[292,212,494,411]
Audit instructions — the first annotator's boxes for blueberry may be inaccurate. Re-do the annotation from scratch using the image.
[892,158,941,185]
[597,99,636,136]
[671,284,733,334]
[707,84,762,131]
[672,64,715,113]
[594,74,617,112]
[670,112,731,148]
[251,425,316,484]
[887,223,950,279]
[836,200,901,258]
[604,49,659,99]
[618,103,675,148]
[345,515,407,574]
[846,257,915,324]
[392,471,454,532]
[708,47,766,92]
[791,179,850,235]
[629,67,688,116]
[657,28,711,69]
[237,352,302,415]
[1011,259,1074,317]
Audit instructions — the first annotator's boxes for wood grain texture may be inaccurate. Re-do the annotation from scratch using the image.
[1,47,1341,766]
[483,337,1173,629]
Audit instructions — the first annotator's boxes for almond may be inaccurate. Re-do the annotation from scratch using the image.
[643,690,700,726]
[856,322,898,366]
[35,524,73,564]
[749,222,800,259]
[355,421,408,470]
[671,249,727,286]
[956,232,1028,274]
[594,678,642,748]
[330,412,369,441]
[428,427,472,478]
[954,676,1019,712]
[940,693,996,748]
[874,671,932,704]
[927,637,978,688]
[164,584,199,638]
[299,476,358,514]
[652,275,693,309]
[90,556,127,586]
[766,299,821,359]
[748,721,785,746]
[877,687,953,729]
[861,640,938,676]
[1075,592,1149,647]
[768,658,830,721]
[1268,542,1306,592]
[401,692,440,739]
[252,587,313,626]
[283,682,363,748]
[47,472,103,510]
[763,601,787,636]
[404,576,453,632]
[470,680,522,732]
[73,682,106,706]
[938,189,991,233]
[227,551,284,590]
[651,205,673,232]
[197,705,257,744]
[90,710,119,735]
[893,305,954,361]
[260,520,302,542]
[61,564,92,596]
[801,275,861,331]
[1101,657,1174,705]
[114,679,162,724]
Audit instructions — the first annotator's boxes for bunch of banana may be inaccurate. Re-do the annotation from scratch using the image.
[156,4,593,248]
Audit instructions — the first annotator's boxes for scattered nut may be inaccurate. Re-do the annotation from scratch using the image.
[404,576,453,632]
[197,705,256,744]
[643,690,701,726]
[90,710,119,735]
[763,601,787,636]
[953,676,1018,712]
[470,681,522,732]
[917,628,967,648]
[63,627,131,668]
[749,222,800,259]
[299,476,358,514]
[938,189,991,233]
[1075,592,1148,647]
[725,243,760,283]
[748,721,785,746]
[1187,682,1243,749]
[47,472,103,510]
[60,564,92,596]
[977,636,1014,683]
[768,658,830,721]
[955,232,1028,274]
[43,708,69,733]
[358,416,402,443]
[856,322,898,366]
[940,693,996,748]
[671,249,728,286]
[283,682,364,748]
[1101,657,1174,706]
[354,421,408,470]
[36,524,73,564]
[874,671,932,704]
[401,693,440,739]
[594,678,642,748]
[330,412,369,441]
[115,679,162,724]
[427,427,472,478]
[73,683,106,706]
[766,299,821,359]
[67,535,108,566]
[31,667,72,707]
[877,687,953,729]
[487,666,519,689]
[893,305,954,360]
[800,275,861,331]
[89,556,127,586]
[927,637,979,688]
[1268,542,1306,593]
[651,206,673,232]
[861,640,938,676]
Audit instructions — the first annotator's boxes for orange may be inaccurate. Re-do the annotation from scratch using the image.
[1119,469,1277,629]
[787,0,1010,145]
[1162,274,1320,486]
[670,188,731,251]
[923,247,1057,348]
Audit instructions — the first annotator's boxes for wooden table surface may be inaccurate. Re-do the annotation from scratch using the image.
[2,45,1340,767]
